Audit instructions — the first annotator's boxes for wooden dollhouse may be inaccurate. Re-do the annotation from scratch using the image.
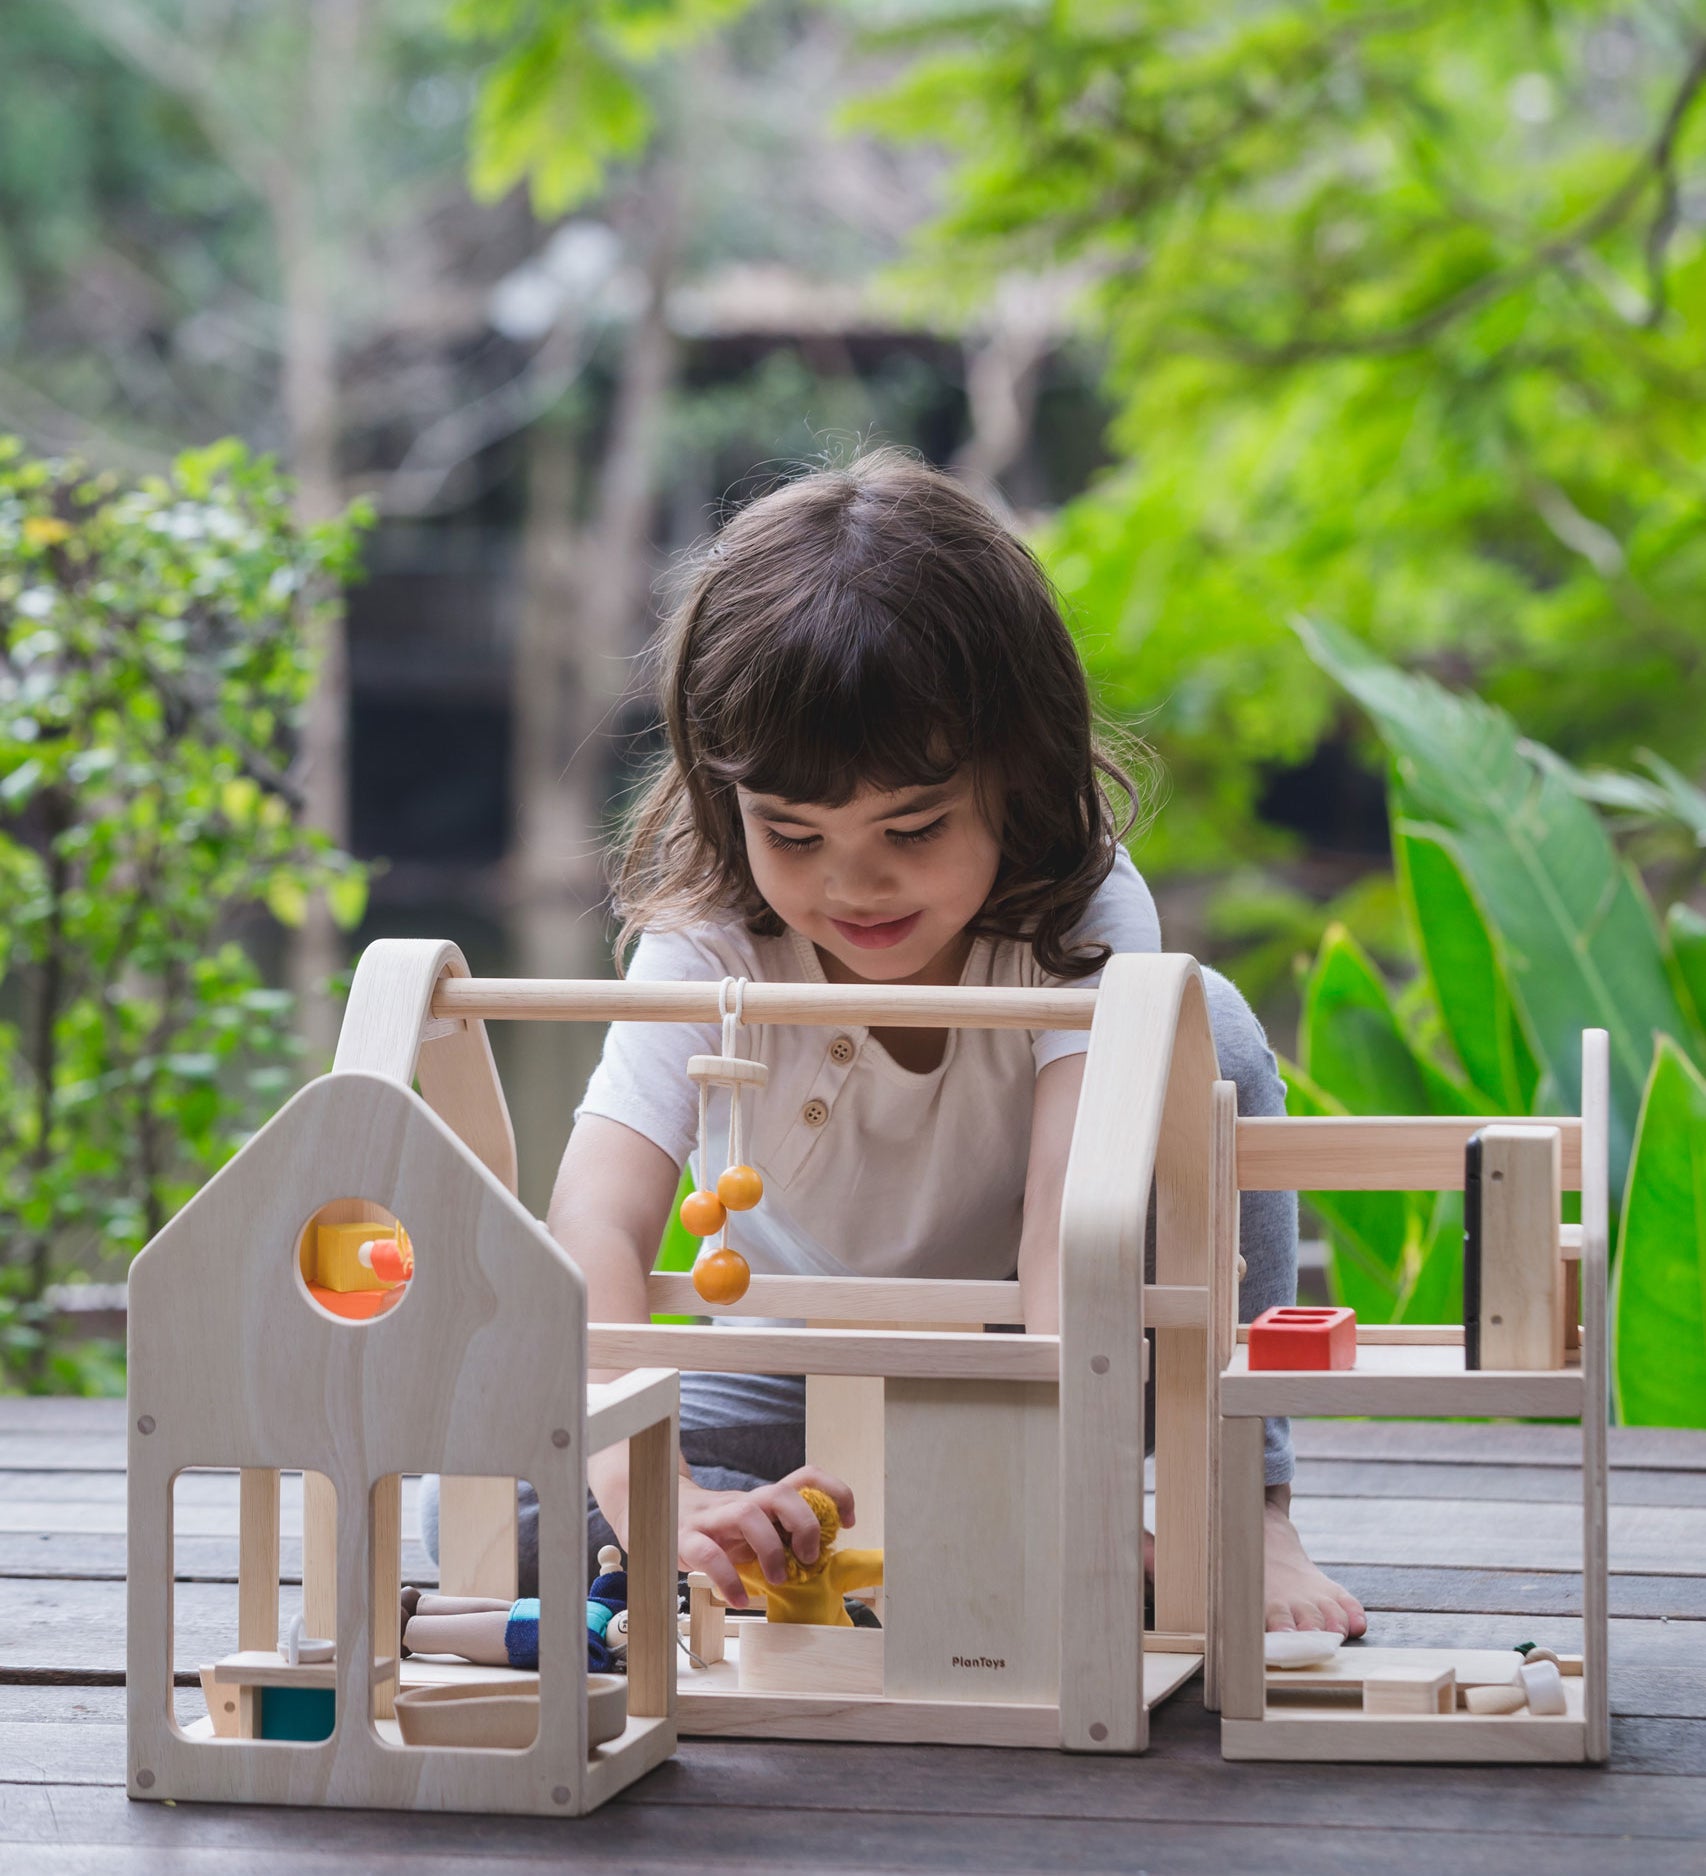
[126,936,1609,1813]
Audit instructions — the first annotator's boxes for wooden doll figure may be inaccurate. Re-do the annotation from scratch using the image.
[736,1485,883,1624]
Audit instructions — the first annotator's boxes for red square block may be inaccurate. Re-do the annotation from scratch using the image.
[1247,1306,1357,1371]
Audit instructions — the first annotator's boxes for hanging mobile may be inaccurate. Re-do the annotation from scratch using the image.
[679,976,764,1305]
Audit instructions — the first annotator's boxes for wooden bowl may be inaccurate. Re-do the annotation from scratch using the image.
[393,1675,627,1752]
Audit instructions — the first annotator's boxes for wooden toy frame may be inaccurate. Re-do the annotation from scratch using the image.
[129,931,1612,1802]
[126,941,680,1816]
[336,941,1224,1753]
[1212,1032,1611,1763]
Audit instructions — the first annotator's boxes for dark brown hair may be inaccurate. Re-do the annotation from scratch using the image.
[612,447,1152,978]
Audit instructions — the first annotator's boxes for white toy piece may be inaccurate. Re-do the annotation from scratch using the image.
[1520,1657,1568,1715]
[1466,1682,1527,1715]
[1264,1630,1344,1670]
[284,1611,334,1667]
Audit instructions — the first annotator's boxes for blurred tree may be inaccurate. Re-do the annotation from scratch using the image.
[850,2,1706,884]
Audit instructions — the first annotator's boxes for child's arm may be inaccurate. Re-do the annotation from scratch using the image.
[1015,1053,1085,1335]
[547,1114,852,1606]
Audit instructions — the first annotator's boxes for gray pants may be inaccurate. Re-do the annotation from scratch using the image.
[421,966,1296,1588]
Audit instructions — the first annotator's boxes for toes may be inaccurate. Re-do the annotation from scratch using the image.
[1264,1604,1298,1633]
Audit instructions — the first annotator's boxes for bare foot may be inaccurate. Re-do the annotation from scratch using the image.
[1264,1498,1366,1636]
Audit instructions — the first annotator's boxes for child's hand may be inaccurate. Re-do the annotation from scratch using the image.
[678,1465,855,1608]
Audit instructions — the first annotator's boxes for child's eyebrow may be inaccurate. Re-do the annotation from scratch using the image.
[749,785,957,826]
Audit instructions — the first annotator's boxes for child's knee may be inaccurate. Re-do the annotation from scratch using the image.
[1202,967,1288,1120]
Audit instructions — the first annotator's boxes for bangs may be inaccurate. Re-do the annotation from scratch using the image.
[688,585,981,806]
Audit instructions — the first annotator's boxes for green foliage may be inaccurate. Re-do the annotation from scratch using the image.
[1294,624,1706,1424]
[1297,613,1701,1191]
[1613,1039,1706,1427]
[0,438,369,1391]
[1289,928,1467,1325]
[848,2,1706,876]
[452,0,759,212]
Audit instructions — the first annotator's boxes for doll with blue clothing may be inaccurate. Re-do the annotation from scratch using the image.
[399,1545,631,1674]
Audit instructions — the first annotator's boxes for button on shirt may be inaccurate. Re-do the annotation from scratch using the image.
[574,849,1161,1283]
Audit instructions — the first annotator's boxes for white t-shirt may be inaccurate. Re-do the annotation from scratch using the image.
[575,849,1160,1282]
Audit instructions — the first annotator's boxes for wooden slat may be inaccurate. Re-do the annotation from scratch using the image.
[587,1324,1059,1382]
[1221,1345,1583,1419]
[585,1370,678,1456]
[1059,957,1203,1754]
[1237,1116,1583,1191]
[1581,1029,1612,1765]
[1223,1714,1586,1764]
[236,1469,278,1654]
[436,977,1099,1030]
[1218,1415,1266,1724]
[1289,1498,1706,1576]
[642,1273,1206,1330]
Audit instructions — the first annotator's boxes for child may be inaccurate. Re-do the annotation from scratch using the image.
[512,449,1362,1637]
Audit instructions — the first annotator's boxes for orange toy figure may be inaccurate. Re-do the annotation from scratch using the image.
[736,1486,884,1625]
[680,977,768,1305]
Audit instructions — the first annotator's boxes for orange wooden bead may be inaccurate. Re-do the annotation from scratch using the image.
[679,1188,726,1237]
[716,1164,764,1212]
[693,1246,750,1306]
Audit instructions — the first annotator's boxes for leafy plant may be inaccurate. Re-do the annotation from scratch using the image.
[847,2,1706,882]
[0,438,369,1392]
[1292,619,1706,1424]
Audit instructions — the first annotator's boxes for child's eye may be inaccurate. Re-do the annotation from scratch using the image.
[761,827,820,853]
[888,816,948,846]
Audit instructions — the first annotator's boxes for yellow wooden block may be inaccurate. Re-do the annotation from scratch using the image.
[313,1221,409,1294]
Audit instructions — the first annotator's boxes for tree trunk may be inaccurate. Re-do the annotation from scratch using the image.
[280,0,366,1066]
[510,163,682,923]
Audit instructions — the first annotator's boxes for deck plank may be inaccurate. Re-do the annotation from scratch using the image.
[3,1401,1704,1870]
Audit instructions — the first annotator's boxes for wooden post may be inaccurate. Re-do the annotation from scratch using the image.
[626,1413,679,1722]
[1580,1033,1610,1764]
[1204,1080,1239,1712]
[1153,990,1218,1638]
[1477,1126,1564,1370]
[1058,955,1210,1752]
[370,1473,402,1723]
[1219,1413,1265,1723]
[301,1469,337,1643]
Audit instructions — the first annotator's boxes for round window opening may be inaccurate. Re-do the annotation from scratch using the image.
[295,1202,416,1327]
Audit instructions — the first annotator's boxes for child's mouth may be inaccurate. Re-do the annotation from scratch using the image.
[829,911,922,950]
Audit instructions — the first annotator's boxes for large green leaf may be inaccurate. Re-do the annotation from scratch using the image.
[1300,924,1478,1118]
[1667,904,1706,1043]
[1297,616,1698,1195]
[1291,930,1474,1323]
[1282,1060,1413,1321]
[1612,1038,1706,1427]
[1395,820,1539,1114]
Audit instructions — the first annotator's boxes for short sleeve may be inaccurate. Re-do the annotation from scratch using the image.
[1031,849,1162,1074]
[572,925,734,1168]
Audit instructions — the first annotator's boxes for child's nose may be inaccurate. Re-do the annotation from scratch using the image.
[827,846,898,904]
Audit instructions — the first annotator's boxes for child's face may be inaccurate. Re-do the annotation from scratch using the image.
[736,769,1002,983]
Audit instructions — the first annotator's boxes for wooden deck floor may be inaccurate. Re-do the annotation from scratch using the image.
[3,1399,1705,1872]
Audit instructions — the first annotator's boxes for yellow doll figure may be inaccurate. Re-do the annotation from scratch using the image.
[736,1486,883,1625]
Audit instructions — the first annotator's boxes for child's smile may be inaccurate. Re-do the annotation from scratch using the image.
[736,772,1002,987]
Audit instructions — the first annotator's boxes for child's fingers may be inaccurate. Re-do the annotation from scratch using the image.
[760,1485,824,1565]
[778,1464,857,1527]
[679,1528,747,1609]
[736,1502,791,1585]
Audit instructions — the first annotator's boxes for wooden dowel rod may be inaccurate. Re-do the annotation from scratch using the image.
[1236,1116,1583,1191]
[642,1273,1207,1329]
[433,978,1099,1030]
